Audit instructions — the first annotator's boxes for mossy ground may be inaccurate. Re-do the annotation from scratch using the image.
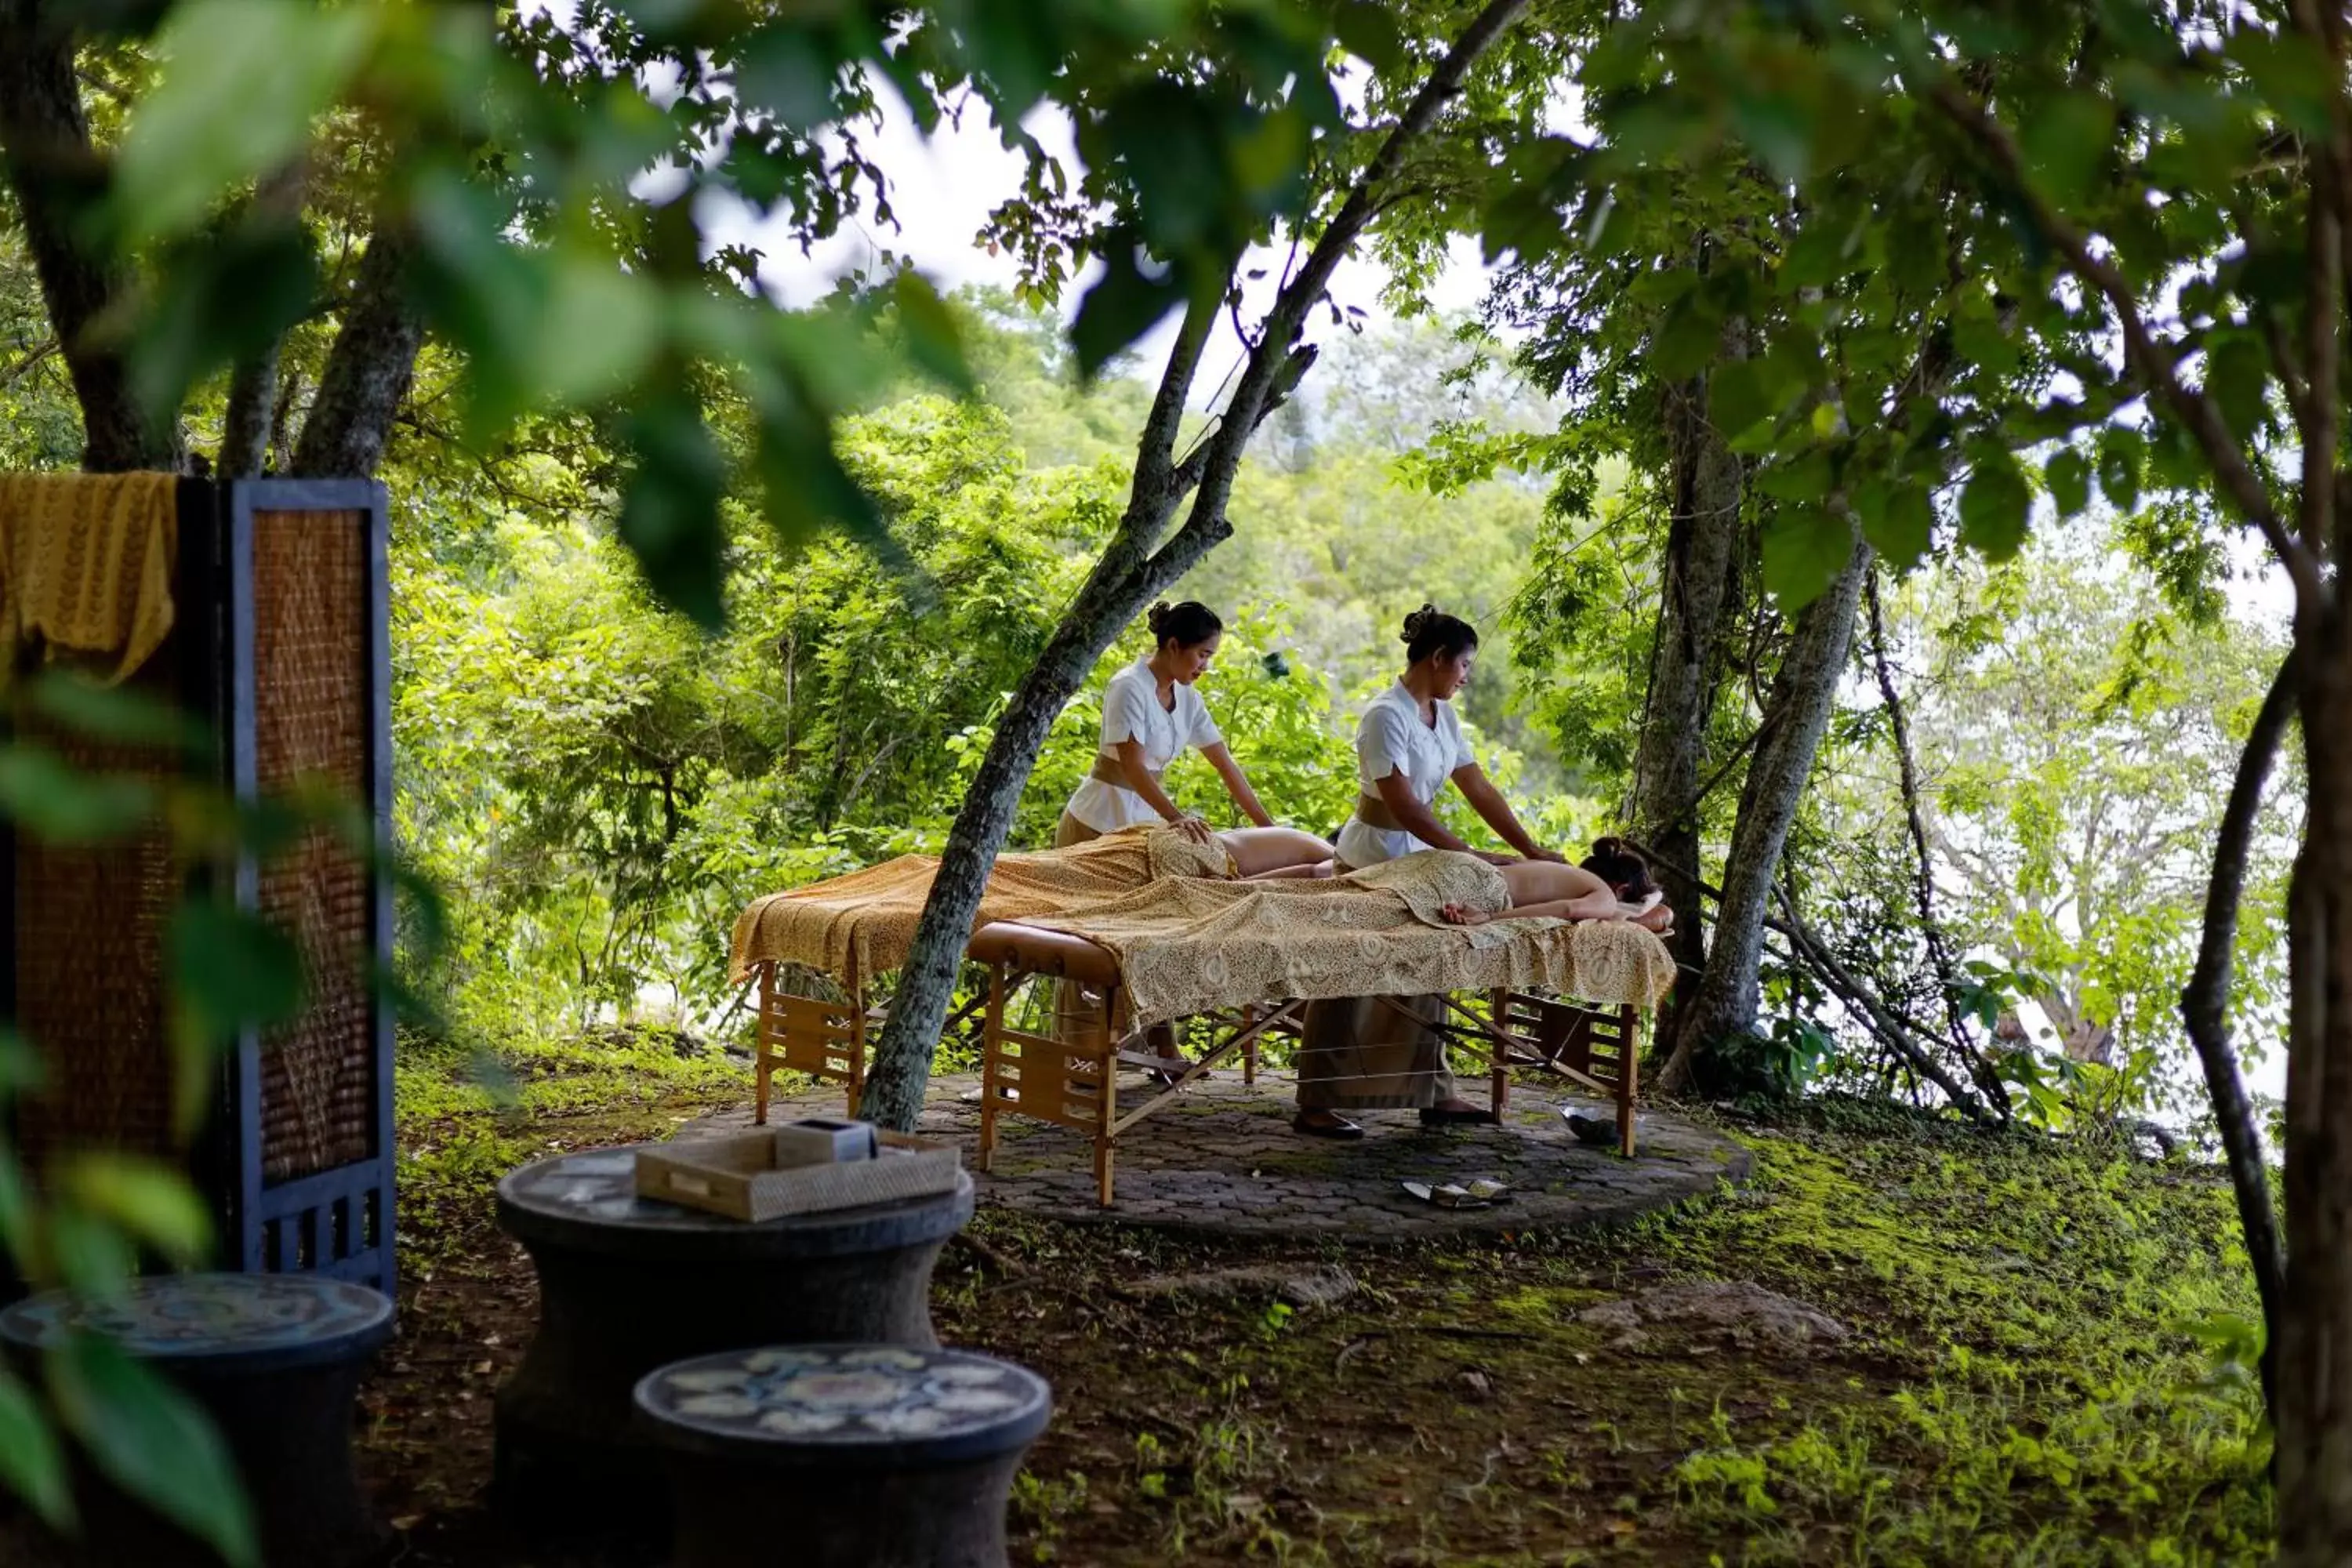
[368,1036,2272,1566]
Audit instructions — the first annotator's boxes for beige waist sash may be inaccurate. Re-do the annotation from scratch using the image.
[1354,791,1405,833]
[1090,754,1163,788]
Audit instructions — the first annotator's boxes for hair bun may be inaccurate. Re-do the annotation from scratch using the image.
[1399,602,1437,642]
[1147,601,1171,636]
[1592,835,1622,856]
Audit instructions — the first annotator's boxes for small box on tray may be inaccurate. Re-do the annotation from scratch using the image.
[634,1117,959,1221]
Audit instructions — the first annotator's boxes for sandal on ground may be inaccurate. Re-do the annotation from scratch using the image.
[1418,1104,1499,1127]
[1291,1111,1365,1141]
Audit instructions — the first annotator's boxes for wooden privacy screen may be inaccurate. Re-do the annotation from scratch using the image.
[2,478,396,1298]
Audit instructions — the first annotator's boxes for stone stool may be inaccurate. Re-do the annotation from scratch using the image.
[0,1272,394,1567]
[635,1344,1051,1568]
[492,1143,974,1527]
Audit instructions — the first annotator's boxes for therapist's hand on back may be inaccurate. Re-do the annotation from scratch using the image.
[1171,814,1216,844]
[1525,846,1568,864]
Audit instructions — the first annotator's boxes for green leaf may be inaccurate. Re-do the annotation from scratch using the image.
[43,1208,138,1300]
[1950,303,2022,378]
[890,271,974,396]
[1650,292,1724,380]
[1069,238,1188,379]
[1761,510,1858,610]
[0,1367,72,1532]
[0,1026,41,1097]
[1333,1,1404,71]
[112,0,379,244]
[2098,427,2145,512]
[1857,481,1935,570]
[1708,359,1777,441]
[2020,92,2118,208]
[2045,448,2092,517]
[27,674,209,757]
[1729,90,1815,183]
[0,746,154,843]
[519,259,664,416]
[2204,332,2271,441]
[1959,452,2034,561]
[59,1156,212,1269]
[615,395,728,632]
[168,902,306,1047]
[2231,30,2340,137]
[129,219,321,428]
[1756,448,1833,503]
[48,1336,258,1568]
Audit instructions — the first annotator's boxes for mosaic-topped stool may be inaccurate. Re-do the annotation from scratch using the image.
[0,1273,394,1567]
[636,1344,1051,1568]
[492,1142,975,1528]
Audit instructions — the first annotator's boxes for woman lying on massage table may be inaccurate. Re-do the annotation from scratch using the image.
[1438,836,1675,934]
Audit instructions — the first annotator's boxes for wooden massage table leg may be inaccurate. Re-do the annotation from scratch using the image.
[1489,987,1511,1120]
[1242,1005,1258,1087]
[1095,985,1123,1207]
[754,964,775,1127]
[978,965,1008,1173]
[1618,1002,1640,1158]
[842,957,866,1119]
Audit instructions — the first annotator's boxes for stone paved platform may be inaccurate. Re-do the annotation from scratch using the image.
[683,1072,1750,1241]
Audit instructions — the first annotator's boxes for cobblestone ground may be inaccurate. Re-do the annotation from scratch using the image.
[686,1070,1750,1240]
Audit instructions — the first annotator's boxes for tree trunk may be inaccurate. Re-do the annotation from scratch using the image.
[289,225,424,480]
[2180,649,2293,1422]
[858,0,1535,1130]
[2278,626,2352,1561]
[1657,527,1869,1094]
[1632,342,1750,1049]
[220,164,308,478]
[0,1,180,471]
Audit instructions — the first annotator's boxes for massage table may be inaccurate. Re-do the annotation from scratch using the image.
[742,920,1645,1207]
[730,833,1665,1206]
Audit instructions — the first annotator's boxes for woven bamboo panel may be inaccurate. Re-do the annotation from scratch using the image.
[250,510,374,1181]
[985,1027,1109,1133]
[11,663,185,1173]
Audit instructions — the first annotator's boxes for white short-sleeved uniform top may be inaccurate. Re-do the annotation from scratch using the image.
[1063,659,1224,833]
[1334,680,1477,869]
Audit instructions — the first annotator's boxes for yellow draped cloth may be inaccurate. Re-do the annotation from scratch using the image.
[0,472,179,685]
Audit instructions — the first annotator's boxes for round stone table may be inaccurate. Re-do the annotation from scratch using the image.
[492,1143,975,1529]
[0,1272,394,1567]
[635,1344,1051,1568]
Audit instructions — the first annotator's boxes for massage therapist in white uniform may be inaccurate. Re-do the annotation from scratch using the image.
[1294,604,1566,1139]
[1057,600,1283,1072]
[1057,600,1276,849]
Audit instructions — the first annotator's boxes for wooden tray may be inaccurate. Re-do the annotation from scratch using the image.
[634,1130,960,1221]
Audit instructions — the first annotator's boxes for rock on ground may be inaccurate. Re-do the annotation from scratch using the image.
[1577,1279,1848,1352]
[1121,1264,1359,1309]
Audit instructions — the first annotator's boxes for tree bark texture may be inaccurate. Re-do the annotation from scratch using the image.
[2278,626,2352,1562]
[860,0,1536,1130]
[0,1,180,471]
[1656,528,1869,1095]
[1631,328,1749,1053]
[289,224,424,480]
[219,163,309,478]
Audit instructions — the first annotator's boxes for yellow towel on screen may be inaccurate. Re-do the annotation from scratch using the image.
[0,471,178,685]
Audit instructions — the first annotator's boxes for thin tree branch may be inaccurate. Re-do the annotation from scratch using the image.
[1928,80,2321,604]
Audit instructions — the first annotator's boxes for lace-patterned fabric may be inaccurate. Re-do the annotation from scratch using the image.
[1014,850,1675,1026]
